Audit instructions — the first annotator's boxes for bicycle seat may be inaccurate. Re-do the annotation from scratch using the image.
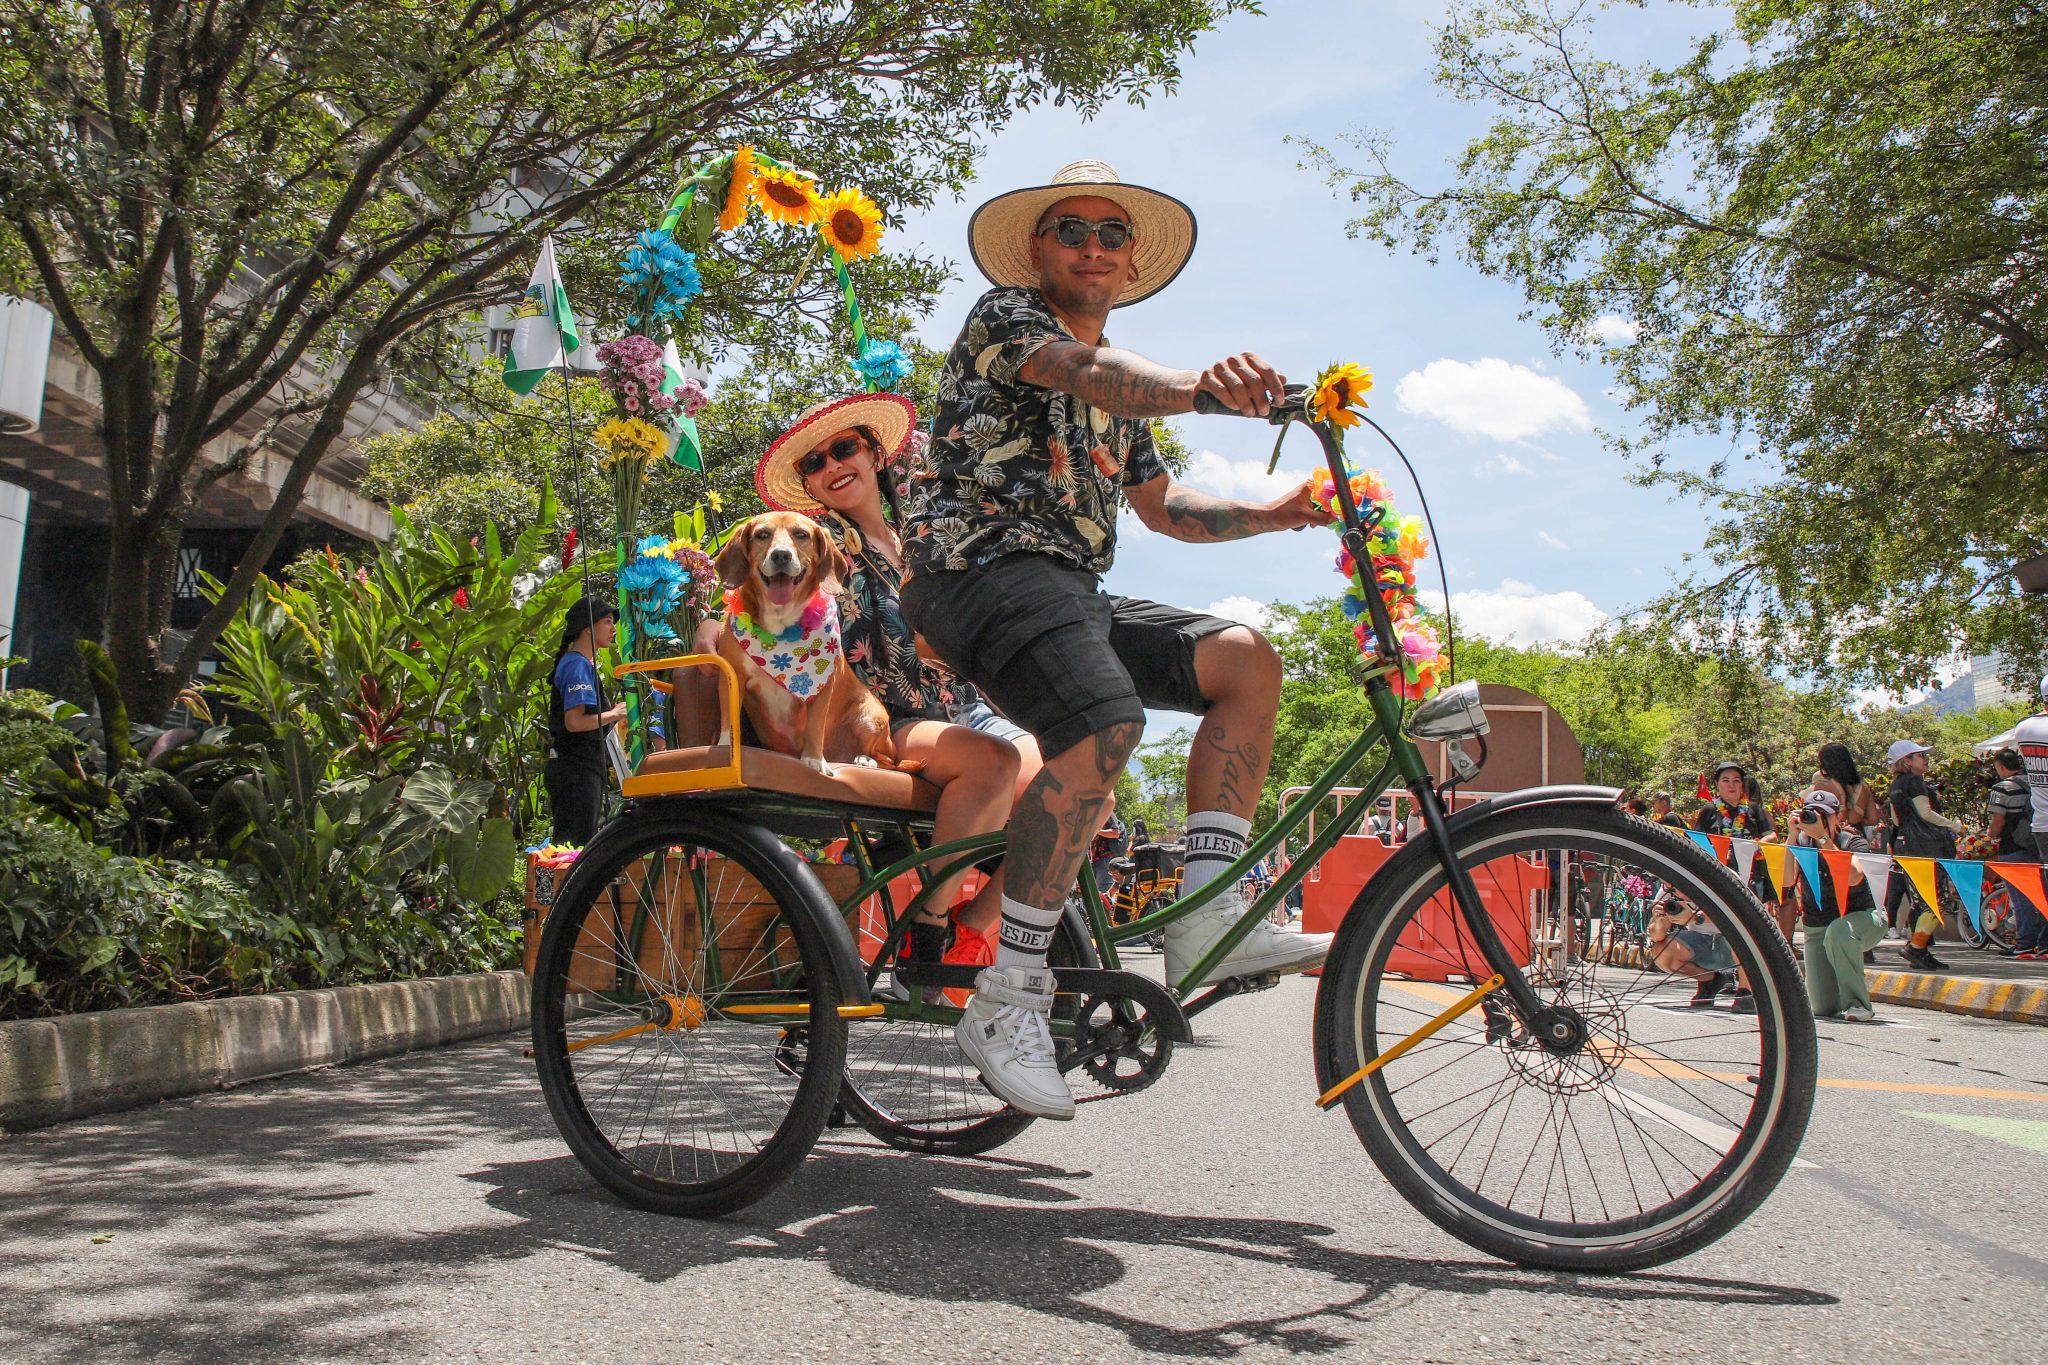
[629,742,941,812]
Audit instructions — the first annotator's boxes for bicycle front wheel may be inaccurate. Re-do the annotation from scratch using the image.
[531,806,849,1217]
[1315,802,1815,1271]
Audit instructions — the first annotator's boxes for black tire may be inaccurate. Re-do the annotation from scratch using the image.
[531,806,848,1216]
[839,913,1092,1156]
[1313,802,1815,1272]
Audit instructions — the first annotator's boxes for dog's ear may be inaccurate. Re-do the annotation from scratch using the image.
[815,526,851,596]
[715,520,754,589]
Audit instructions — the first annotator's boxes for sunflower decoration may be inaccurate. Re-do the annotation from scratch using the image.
[1311,361,1374,429]
[753,165,821,226]
[816,187,885,262]
[718,145,757,233]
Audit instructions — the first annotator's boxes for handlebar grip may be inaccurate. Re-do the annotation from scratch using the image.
[1190,383,1311,424]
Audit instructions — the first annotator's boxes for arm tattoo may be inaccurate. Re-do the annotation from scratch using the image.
[1159,486,1267,543]
[1022,341,1195,419]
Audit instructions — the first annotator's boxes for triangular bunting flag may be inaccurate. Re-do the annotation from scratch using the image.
[1895,856,1944,924]
[1758,842,1791,899]
[1732,838,1760,882]
[1687,831,1717,860]
[1989,860,2048,915]
[1819,848,1857,918]
[1707,833,1733,865]
[1940,860,1986,938]
[1789,845,1824,907]
[1854,853,1893,911]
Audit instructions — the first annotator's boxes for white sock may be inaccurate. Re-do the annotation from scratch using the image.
[1180,810,1250,901]
[992,894,1062,973]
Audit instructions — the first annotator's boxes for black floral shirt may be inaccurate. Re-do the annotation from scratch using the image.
[817,512,969,724]
[901,287,1168,577]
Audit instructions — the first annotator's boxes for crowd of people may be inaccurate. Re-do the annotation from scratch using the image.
[1620,679,2048,1022]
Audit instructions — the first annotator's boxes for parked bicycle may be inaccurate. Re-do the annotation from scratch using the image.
[530,386,1816,1272]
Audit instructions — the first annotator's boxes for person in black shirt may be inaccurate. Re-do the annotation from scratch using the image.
[545,596,626,845]
[1884,739,1963,969]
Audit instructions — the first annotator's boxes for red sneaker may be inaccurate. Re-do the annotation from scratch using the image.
[939,918,996,1008]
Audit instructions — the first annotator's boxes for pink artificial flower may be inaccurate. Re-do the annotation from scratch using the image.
[677,377,709,417]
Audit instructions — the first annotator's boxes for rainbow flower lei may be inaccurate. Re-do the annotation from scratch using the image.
[1308,466,1449,700]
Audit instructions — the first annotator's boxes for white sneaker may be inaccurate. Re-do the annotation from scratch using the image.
[954,965,1074,1120]
[1841,1004,1877,1022]
[1164,895,1332,987]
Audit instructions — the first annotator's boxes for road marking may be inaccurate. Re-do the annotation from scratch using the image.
[1908,1112,2048,1155]
[1385,980,2048,1105]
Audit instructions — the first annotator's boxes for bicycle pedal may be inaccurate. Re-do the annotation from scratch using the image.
[1232,973,1283,993]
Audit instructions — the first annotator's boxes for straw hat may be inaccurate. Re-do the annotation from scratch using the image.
[755,392,918,513]
[968,160,1196,308]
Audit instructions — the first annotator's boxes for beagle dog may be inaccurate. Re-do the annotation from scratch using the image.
[714,511,894,773]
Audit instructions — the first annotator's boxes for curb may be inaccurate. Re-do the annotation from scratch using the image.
[1865,970,2048,1025]
[0,970,528,1135]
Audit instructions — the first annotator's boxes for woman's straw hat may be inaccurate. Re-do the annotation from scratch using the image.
[968,160,1196,309]
[755,392,918,513]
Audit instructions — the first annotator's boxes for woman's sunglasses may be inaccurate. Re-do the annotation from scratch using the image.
[796,435,865,479]
[1038,215,1134,251]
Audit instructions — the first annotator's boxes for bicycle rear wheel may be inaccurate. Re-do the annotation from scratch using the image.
[840,911,1091,1155]
[1315,802,1815,1271]
[531,806,849,1216]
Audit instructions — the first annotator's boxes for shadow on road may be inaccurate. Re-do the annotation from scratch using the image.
[1,1037,1835,1362]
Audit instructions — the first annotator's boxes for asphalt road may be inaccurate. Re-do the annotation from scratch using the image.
[5,965,2046,1364]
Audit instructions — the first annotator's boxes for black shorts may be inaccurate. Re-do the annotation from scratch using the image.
[900,553,1237,759]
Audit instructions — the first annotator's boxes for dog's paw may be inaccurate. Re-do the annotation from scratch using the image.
[851,755,879,768]
[802,755,834,775]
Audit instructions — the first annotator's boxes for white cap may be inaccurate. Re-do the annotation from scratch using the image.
[2039,670,2048,702]
[1886,739,1932,764]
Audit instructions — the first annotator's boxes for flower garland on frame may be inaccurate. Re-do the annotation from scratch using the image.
[1303,361,1449,701]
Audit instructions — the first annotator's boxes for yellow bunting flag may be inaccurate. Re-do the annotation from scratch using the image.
[1757,842,1791,899]
[1894,856,1944,924]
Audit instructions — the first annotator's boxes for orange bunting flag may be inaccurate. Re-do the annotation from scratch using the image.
[1819,848,1857,918]
[1707,833,1733,865]
[1757,842,1791,899]
[1894,856,1944,924]
[1989,860,2048,915]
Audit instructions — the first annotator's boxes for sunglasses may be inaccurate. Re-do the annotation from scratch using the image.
[1038,215,1134,251]
[795,435,866,479]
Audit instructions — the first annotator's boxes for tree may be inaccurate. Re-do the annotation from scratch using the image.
[0,0,1244,722]
[1301,0,2048,693]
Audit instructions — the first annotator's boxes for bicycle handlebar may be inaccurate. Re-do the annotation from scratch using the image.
[1188,384,1308,423]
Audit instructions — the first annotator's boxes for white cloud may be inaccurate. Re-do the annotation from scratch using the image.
[1179,449,1313,501]
[1203,596,1274,633]
[1537,530,1570,550]
[1395,358,1594,443]
[1587,314,1640,345]
[1477,453,1532,478]
[1421,578,1608,646]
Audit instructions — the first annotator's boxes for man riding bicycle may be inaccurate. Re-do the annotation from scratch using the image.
[900,159,1333,1119]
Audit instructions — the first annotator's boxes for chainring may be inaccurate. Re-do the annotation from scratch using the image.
[1070,991,1175,1093]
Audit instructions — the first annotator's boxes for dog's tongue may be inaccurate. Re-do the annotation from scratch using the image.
[763,574,800,607]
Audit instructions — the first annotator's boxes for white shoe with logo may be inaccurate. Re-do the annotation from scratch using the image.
[1164,895,1332,987]
[954,964,1074,1120]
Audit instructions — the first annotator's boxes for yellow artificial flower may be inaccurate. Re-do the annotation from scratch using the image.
[704,487,724,512]
[815,187,885,262]
[1311,361,1374,428]
[752,165,820,226]
[593,416,667,468]
[718,145,756,234]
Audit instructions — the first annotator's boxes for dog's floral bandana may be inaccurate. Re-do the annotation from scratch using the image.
[724,589,841,698]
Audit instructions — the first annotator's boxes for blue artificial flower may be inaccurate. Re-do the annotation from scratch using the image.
[620,553,686,618]
[1340,590,1366,620]
[636,533,673,559]
[850,339,913,391]
[787,673,813,697]
[617,231,703,324]
[770,651,795,672]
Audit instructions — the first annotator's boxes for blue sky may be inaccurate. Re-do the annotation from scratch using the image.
[887,0,1715,665]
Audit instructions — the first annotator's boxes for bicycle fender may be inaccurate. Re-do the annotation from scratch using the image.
[1442,784,1623,834]
[784,859,876,1008]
